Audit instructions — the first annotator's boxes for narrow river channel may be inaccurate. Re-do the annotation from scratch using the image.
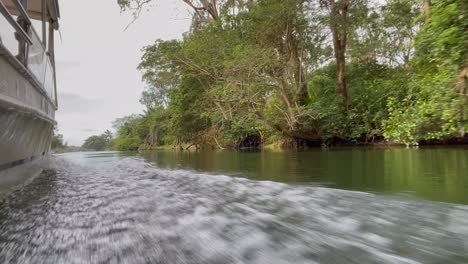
[0,148,467,263]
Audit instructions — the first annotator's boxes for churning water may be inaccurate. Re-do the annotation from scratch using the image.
[0,152,467,263]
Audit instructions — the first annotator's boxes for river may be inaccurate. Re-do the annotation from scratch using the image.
[0,147,467,263]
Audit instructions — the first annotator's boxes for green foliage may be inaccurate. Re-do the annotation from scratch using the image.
[217,111,262,145]
[139,40,182,109]
[308,62,409,140]
[112,115,145,151]
[378,0,422,64]
[82,136,107,151]
[167,77,212,142]
[82,131,113,151]
[383,0,467,144]
[51,132,66,150]
[383,68,461,144]
[112,0,467,148]
[414,0,467,69]
[113,135,142,151]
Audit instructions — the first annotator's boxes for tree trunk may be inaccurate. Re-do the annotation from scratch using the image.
[278,78,299,130]
[336,53,348,111]
[153,127,158,145]
[328,0,349,112]
[183,0,220,21]
[286,23,308,105]
[424,0,430,23]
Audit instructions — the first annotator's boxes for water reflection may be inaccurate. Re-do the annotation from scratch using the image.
[141,147,468,204]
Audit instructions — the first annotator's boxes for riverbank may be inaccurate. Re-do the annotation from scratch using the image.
[132,134,468,152]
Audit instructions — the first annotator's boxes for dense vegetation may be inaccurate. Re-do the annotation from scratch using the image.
[81,130,114,151]
[51,130,83,153]
[51,131,67,151]
[112,0,467,150]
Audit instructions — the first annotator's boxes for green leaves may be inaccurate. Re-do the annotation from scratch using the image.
[82,132,114,151]
[414,0,467,69]
[112,0,466,148]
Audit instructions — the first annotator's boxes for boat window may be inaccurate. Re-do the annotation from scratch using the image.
[0,0,56,105]
[43,57,55,101]
[0,13,20,55]
[31,19,48,46]
[27,26,46,81]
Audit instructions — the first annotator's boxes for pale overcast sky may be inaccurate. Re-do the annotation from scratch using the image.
[54,0,190,145]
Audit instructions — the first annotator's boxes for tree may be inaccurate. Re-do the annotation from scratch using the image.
[102,130,113,142]
[321,0,351,111]
[51,132,66,150]
[379,0,422,65]
[383,0,467,143]
[112,114,141,131]
[210,0,317,140]
[424,0,430,22]
[113,0,466,148]
[138,40,182,110]
[318,0,370,111]
[117,0,223,29]
[82,131,113,151]
[413,0,467,137]
[82,136,108,151]
[112,115,146,150]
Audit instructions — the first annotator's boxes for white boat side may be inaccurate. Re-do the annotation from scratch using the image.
[0,0,60,194]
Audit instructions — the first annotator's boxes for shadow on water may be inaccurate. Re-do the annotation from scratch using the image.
[0,169,58,208]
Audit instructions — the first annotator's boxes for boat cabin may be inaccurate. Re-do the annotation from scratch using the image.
[0,0,60,106]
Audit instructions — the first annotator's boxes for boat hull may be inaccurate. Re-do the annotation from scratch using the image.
[0,54,55,195]
[0,107,53,192]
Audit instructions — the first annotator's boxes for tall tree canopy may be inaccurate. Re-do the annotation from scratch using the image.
[114,0,467,149]
[82,131,113,151]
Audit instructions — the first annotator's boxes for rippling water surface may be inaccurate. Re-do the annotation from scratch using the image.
[0,151,467,263]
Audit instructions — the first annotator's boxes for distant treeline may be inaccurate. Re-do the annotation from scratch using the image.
[107,0,466,150]
[52,130,113,152]
[51,132,85,153]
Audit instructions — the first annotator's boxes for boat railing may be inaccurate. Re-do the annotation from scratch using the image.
[0,0,31,45]
[0,0,57,107]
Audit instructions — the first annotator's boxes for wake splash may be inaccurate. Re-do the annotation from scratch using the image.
[0,155,467,263]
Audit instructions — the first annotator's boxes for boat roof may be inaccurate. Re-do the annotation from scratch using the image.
[3,0,60,29]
